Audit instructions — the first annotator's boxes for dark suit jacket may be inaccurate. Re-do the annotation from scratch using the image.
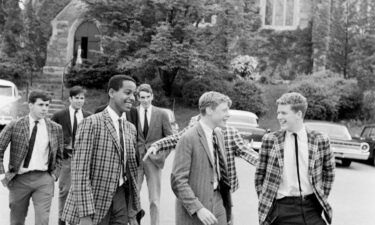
[137,106,172,169]
[0,116,64,185]
[51,108,92,149]
[171,123,232,225]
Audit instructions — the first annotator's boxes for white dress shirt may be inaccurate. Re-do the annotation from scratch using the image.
[199,120,219,189]
[18,115,49,174]
[107,106,127,186]
[69,105,84,130]
[139,105,152,132]
[277,127,314,199]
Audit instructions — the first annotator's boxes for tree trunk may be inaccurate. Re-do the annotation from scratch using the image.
[158,67,179,96]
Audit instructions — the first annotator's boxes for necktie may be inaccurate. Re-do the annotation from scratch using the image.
[23,121,39,168]
[213,132,229,187]
[292,133,303,196]
[72,109,78,149]
[143,109,149,138]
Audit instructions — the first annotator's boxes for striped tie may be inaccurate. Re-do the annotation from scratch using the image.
[213,132,230,187]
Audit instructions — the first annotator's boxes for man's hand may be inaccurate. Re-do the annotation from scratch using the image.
[79,216,93,225]
[142,146,159,161]
[128,217,139,225]
[196,208,218,225]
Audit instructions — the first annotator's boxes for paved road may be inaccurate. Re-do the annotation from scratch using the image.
[0,151,374,225]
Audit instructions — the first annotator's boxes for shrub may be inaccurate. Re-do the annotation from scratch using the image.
[362,91,375,121]
[290,81,339,121]
[0,60,29,88]
[181,78,211,107]
[228,80,267,116]
[148,77,172,107]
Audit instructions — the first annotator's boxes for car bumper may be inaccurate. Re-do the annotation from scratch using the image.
[333,149,370,160]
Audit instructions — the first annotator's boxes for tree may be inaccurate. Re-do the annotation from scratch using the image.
[1,0,23,57]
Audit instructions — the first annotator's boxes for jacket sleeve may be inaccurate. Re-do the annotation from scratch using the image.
[0,122,14,174]
[171,134,204,216]
[229,127,259,166]
[71,118,96,218]
[51,124,64,180]
[255,134,272,197]
[321,135,335,198]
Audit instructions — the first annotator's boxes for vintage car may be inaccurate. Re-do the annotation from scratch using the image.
[0,79,20,131]
[304,121,370,167]
[226,109,268,151]
[161,108,179,134]
[355,124,375,166]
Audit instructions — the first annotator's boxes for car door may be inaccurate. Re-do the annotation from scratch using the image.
[360,126,375,159]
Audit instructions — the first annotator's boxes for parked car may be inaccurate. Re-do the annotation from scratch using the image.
[356,124,375,166]
[304,121,370,167]
[161,108,179,134]
[226,109,268,151]
[0,79,21,131]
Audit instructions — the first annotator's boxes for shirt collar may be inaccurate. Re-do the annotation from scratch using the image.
[199,120,214,135]
[28,114,44,125]
[107,106,121,123]
[140,105,152,112]
[286,126,307,139]
[69,105,82,114]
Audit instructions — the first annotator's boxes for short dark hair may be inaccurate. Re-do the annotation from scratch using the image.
[28,90,52,103]
[137,83,153,96]
[107,74,136,92]
[69,85,86,97]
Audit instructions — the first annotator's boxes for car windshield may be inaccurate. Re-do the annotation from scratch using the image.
[228,114,258,125]
[305,123,352,140]
[0,85,13,97]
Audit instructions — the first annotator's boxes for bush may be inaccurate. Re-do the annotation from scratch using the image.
[148,78,172,108]
[290,81,339,121]
[362,91,375,121]
[181,78,211,107]
[0,60,29,88]
[229,80,267,116]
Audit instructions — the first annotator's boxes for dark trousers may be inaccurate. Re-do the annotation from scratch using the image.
[98,184,128,225]
[58,158,71,222]
[9,171,54,225]
[269,195,326,225]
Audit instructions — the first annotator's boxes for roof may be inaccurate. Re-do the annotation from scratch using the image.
[0,79,16,87]
[304,120,347,127]
[230,109,258,119]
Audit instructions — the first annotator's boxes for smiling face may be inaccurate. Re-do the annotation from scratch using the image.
[29,98,50,120]
[206,102,230,129]
[109,80,136,115]
[277,104,303,132]
[138,91,153,109]
[69,93,85,110]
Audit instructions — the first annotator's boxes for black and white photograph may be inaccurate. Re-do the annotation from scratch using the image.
[0,0,374,225]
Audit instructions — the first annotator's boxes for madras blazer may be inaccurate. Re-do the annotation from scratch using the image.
[171,123,232,225]
[0,116,63,184]
[255,129,335,225]
[151,116,258,192]
[137,106,172,169]
[61,109,140,225]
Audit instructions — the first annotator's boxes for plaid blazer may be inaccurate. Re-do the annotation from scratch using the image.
[151,115,259,192]
[0,116,63,184]
[62,109,140,225]
[255,129,335,225]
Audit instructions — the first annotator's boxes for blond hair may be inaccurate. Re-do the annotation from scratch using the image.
[199,91,232,115]
[276,92,308,116]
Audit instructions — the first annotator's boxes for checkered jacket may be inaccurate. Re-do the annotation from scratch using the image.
[62,109,140,225]
[151,116,259,192]
[255,129,335,225]
[0,116,63,183]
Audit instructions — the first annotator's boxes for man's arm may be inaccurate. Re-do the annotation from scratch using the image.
[321,135,335,198]
[254,134,272,197]
[71,118,96,218]
[171,135,204,216]
[0,122,14,174]
[226,127,259,166]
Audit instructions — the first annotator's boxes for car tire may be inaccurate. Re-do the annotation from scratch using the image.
[341,159,352,167]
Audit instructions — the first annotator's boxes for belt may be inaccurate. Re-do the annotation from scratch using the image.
[277,194,316,203]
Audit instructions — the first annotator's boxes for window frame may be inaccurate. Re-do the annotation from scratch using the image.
[260,0,301,30]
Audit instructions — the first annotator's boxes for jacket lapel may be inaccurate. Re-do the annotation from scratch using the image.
[307,129,317,172]
[64,109,72,136]
[21,116,30,148]
[275,130,286,169]
[214,129,228,169]
[103,109,123,157]
[146,107,157,140]
[197,124,215,167]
